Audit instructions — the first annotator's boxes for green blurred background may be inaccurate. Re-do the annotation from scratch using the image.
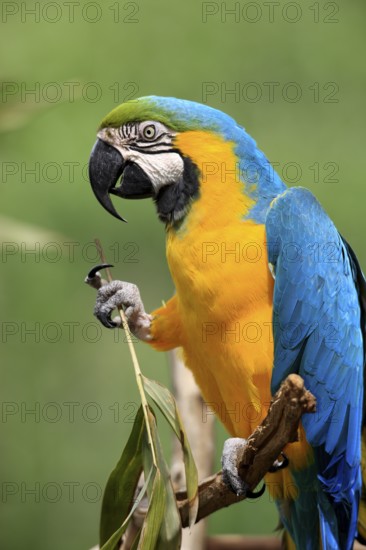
[1,1,365,548]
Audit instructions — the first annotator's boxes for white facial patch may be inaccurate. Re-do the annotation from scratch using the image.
[97,124,184,194]
[126,150,184,192]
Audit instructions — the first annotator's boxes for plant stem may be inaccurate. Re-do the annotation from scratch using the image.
[94,238,158,467]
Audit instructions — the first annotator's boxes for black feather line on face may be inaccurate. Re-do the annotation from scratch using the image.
[154,156,200,226]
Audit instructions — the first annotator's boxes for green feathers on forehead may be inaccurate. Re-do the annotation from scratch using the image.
[100,97,190,132]
[99,96,223,133]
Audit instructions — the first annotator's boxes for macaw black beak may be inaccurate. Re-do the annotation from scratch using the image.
[89,139,126,221]
[89,139,154,222]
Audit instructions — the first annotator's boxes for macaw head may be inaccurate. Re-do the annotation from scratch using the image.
[89,96,285,225]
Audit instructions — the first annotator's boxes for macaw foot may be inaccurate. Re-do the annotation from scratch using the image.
[85,265,152,340]
[222,438,289,498]
[221,438,265,498]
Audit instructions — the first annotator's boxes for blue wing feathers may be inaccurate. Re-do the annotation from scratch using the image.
[265,187,363,549]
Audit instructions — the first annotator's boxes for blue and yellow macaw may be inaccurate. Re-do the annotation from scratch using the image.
[87,96,366,549]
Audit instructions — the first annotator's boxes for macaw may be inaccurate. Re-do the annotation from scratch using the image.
[87,96,366,549]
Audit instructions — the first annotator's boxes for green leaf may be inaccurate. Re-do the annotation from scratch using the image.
[100,467,153,550]
[100,406,145,548]
[145,407,181,549]
[142,376,198,526]
[138,434,166,550]
[139,469,165,550]
[152,432,182,550]
[155,474,181,550]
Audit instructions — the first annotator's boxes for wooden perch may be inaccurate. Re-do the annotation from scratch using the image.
[177,374,316,528]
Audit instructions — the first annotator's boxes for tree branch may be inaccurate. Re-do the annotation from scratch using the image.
[106,374,315,550]
[176,374,316,527]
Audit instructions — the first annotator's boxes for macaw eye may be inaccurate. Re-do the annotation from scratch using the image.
[142,124,156,140]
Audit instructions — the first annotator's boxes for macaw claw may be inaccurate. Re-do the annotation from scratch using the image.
[221,437,265,499]
[247,483,266,499]
[97,309,118,329]
[268,452,289,473]
[85,264,114,290]
[87,263,114,280]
